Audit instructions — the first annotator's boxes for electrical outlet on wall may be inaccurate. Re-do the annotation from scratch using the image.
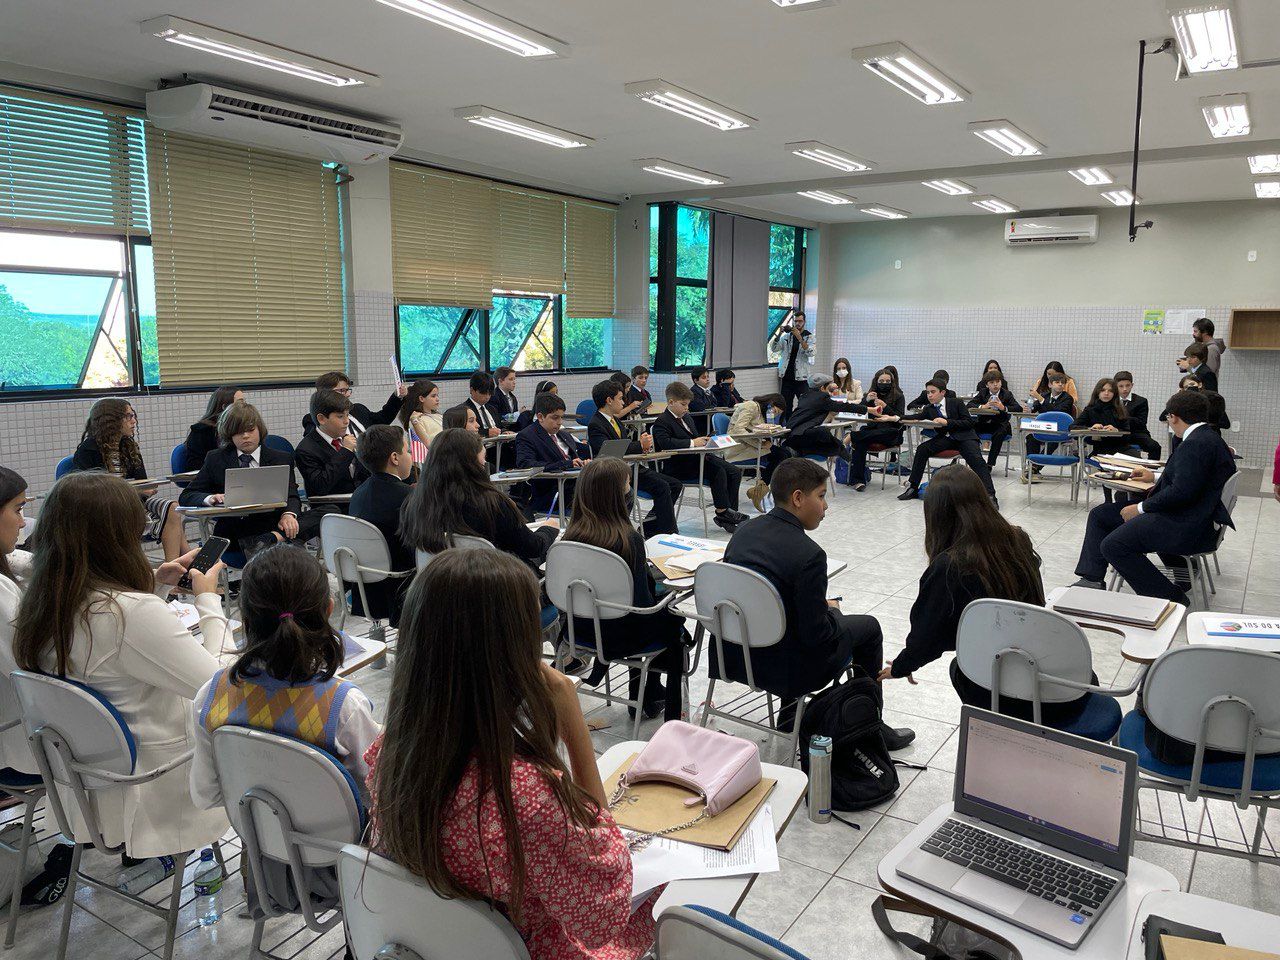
[894,259,902,270]
[1247,250,1257,262]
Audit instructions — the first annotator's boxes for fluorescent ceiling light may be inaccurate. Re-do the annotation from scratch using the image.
[624,79,754,131]
[371,0,565,57]
[1200,93,1250,138]
[1100,189,1139,206]
[971,195,1019,214]
[921,178,975,196]
[860,204,909,220]
[797,190,855,205]
[1254,178,1280,199]
[772,0,839,7]
[1249,155,1280,174]
[852,42,968,105]
[787,141,874,173]
[969,120,1045,156]
[141,16,378,87]
[1168,0,1239,73]
[453,106,593,148]
[1069,166,1114,186]
[634,159,727,186]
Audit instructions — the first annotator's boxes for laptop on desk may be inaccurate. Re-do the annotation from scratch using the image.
[596,438,635,460]
[224,464,289,508]
[896,707,1137,949]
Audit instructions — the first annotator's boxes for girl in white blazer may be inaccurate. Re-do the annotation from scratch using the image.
[10,472,232,858]
[0,467,36,776]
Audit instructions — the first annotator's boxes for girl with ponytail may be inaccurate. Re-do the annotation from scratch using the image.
[189,543,379,917]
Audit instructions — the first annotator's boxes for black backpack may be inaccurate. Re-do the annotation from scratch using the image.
[799,673,916,811]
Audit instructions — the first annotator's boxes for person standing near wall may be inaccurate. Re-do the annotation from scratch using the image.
[769,311,816,417]
[1192,318,1226,378]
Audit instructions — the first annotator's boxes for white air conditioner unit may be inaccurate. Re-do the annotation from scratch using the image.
[1004,215,1099,246]
[145,83,402,165]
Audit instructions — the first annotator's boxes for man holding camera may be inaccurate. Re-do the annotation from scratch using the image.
[769,310,817,417]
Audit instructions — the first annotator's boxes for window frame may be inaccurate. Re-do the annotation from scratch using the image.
[649,201,712,372]
[768,223,806,340]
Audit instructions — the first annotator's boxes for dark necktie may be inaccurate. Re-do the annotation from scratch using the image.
[238,453,253,468]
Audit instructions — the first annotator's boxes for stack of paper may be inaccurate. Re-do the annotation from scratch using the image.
[1052,587,1173,629]
[666,550,722,574]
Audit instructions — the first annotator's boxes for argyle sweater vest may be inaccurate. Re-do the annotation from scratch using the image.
[198,667,353,755]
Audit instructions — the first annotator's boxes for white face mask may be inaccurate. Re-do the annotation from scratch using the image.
[836,368,849,377]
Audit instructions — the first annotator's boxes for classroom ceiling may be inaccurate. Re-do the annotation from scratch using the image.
[3,0,1280,223]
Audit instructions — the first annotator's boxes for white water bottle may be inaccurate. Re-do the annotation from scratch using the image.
[117,855,175,895]
[193,849,223,926]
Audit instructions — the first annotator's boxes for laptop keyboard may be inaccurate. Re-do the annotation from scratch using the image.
[922,819,1117,918]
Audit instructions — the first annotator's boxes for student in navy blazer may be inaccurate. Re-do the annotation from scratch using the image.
[899,379,996,501]
[1114,371,1163,460]
[294,390,369,516]
[347,425,416,624]
[514,393,591,514]
[652,381,746,533]
[689,366,716,436]
[1074,390,1235,604]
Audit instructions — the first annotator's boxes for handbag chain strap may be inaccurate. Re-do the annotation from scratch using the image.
[608,780,709,852]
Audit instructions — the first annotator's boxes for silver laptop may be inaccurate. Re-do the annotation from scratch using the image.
[224,464,290,508]
[596,438,634,460]
[896,707,1137,949]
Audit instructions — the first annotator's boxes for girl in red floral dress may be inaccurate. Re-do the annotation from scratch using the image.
[364,549,656,960]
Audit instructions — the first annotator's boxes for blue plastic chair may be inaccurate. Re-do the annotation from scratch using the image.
[711,412,731,434]
[1022,410,1079,500]
[54,455,75,479]
[263,433,294,455]
[169,443,193,487]
[656,905,812,959]
[574,398,597,422]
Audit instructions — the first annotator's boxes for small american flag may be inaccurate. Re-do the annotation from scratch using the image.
[409,428,429,463]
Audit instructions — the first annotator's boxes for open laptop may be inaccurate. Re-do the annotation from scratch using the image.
[896,707,1137,948]
[595,438,634,460]
[224,464,290,508]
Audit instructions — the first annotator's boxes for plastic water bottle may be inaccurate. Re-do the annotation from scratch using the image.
[116,855,175,895]
[808,735,833,824]
[193,849,223,926]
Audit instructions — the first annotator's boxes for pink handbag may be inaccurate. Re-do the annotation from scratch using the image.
[610,721,762,848]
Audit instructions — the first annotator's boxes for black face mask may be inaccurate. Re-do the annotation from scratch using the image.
[876,380,892,390]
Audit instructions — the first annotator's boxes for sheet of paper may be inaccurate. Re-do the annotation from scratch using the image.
[169,599,200,630]
[706,435,737,449]
[1203,617,1280,640]
[388,355,403,390]
[1163,308,1203,337]
[630,803,779,905]
[666,549,722,574]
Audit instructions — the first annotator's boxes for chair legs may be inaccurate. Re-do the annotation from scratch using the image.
[2,791,39,949]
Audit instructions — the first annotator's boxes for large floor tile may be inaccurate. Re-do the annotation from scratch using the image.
[734,858,831,939]
[784,876,925,960]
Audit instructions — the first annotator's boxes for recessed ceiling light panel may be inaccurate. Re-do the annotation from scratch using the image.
[371,0,566,57]
[851,42,968,105]
[453,106,593,148]
[1249,155,1280,175]
[772,0,839,7]
[786,141,874,173]
[1100,189,1139,206]
[921,178,975,196]
[860,204,910,219]
[1069,166,1114,186]
[969,120,1045,156]
[1254,178,1280,199]
[1168,0,1239,73]
[634,159,727,186]
[141,15,379,86]
[971,195,1019,214]
[1200,93,1250,138]
[797,190,855,205]
[624,79,754,130]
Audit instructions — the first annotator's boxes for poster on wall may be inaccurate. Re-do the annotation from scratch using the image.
[1163,308,1203,337]
[1141,309,1166,335]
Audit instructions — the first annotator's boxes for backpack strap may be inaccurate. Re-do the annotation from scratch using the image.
[871,895,1006,960]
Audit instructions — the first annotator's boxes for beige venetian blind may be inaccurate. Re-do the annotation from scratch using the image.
[146,127,345,385]
[565,200,616,318]
[390,161,495,308]
[493,186,566,293]
[0,85,150,236]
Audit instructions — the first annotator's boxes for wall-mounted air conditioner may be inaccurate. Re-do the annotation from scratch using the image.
[1004,215,1099,246]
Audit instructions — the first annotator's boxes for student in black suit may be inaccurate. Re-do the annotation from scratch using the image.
[300,370,404,435]
[967,370,1023,469]
[346,425,416,624]
[710,369,744,409]
[847,367,907,491]
[179,401,318,552]
[973,359,1004,397]
[786,373,882,461]
[1022,372,1077,473]
[294,389,369,515]
[689,366,715,436]
[906,369,956,410]
[1073,390,1235,604]
[899,379,997,501]
[608,371,643,418]
[1073,378,1131,457]
[514,392,591,515]
[183,386,243,471]
[486,365,522,427]
[1114,371,1163,460]
[627,365,653,413]
[719,459,914,747]
[586,379,682,536]
[461,371,503,438]
[1184,342,1219,393]
[652,381,747,533]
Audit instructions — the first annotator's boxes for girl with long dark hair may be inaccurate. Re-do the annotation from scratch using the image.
[184,385,244,469]
[398,379,442,457]
[1030,360,1078,405]
[1074,378,1131,457]
[975,359,1003,395]
[847,367,906,491]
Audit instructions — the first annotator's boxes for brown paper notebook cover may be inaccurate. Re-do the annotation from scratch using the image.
[605,754,776,851]
[1161,936,1280,960]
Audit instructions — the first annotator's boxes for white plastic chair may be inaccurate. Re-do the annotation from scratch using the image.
[689,562,840,766]
[954,599,1135,741]
[11,670,208,960]
[337,844,529,960]
[1120,645,1280,866]
[545,541,678,738]
[321,514,415,632]
[414,533,496,571]
[656,904,813,959]
[210,726,364,960]
[0,669,43,949]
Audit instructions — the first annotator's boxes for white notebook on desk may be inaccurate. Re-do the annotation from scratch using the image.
[1052,586,1173,629]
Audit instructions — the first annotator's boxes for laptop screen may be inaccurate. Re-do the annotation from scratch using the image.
[955,709,1134,869]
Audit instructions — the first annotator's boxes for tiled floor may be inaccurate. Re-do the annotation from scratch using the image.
[5,464,1279,959]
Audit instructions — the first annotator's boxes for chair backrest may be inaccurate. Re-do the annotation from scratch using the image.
[415,535,495,571]
[656,905,812,960]
[1030,410,1074,443]
[263,433,295,455]
[711,413,731,434]
[1142,646,1280,757]
[574,398,597,422]
[211,726,363,868]
[545,541,634,621]
[694,563,785,649]
[54,455,74,479]
[337,844,530,960]
[1221,470,1241,516]
[954,599,1094,705]
[0,670,38,775]
[11,670,136,790]
[322,514,394,584]
[170,443,191,476]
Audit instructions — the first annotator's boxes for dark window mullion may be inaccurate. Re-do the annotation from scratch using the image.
[656,202,677,372]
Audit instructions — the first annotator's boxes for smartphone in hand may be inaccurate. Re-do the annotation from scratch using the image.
[178,536,229,591]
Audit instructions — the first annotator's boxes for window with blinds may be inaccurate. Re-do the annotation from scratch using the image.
[0,85,150,236]
[146,128,346,386]
[494,186,565,293]
[565,200,616,318]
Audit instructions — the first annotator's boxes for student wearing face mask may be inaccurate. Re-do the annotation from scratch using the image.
[831,358,862,403]
[847,368,906,491]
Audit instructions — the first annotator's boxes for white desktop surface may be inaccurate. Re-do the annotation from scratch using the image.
[1046,586,1186,664]
[596,741,808,921]
[1185,611,1280,653]
[1123,890,1280,958]
[878,803,1179,960]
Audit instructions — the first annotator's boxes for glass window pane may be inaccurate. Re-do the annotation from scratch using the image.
[398,304,470,374]
[769,224,798,289]
[0,232,123,271]
[649,205,660,279]
[768,291,799,338]
[675,283,707,367]
[490,295,553,371]
[562,315,610,369]
[440,310,483,373]
[675,206,710,281]
[132,242,159,386]
[648,281,658,364]
[0,270,118,390]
